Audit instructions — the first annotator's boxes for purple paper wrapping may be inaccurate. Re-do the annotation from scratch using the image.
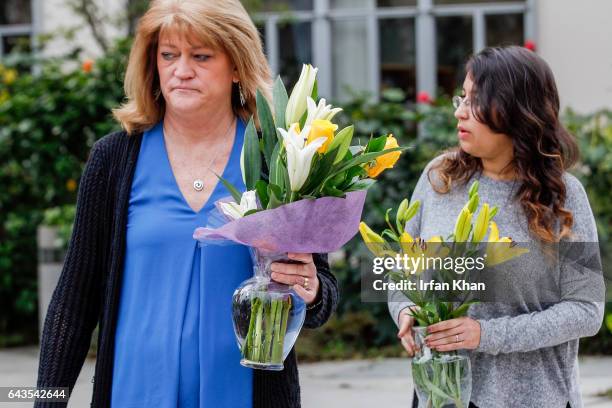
[193,190,367,253]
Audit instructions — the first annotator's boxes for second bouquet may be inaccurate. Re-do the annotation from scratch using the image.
[194,64,406,370]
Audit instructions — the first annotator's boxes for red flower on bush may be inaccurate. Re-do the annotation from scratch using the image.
[524,40,536,51]
[416,91,432,105]
[82,59,94,73]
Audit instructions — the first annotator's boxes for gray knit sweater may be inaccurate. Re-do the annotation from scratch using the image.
[388,156,605,408]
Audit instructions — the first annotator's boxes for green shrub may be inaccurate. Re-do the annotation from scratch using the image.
[1,42,610,356]
[0,39,129,345]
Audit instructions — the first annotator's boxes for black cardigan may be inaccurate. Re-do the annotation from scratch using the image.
[35,130,339,407]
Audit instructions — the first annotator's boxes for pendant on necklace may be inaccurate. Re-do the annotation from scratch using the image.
[193,179,204,192]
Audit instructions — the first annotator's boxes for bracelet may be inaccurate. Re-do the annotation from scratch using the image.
[306,294,323,311]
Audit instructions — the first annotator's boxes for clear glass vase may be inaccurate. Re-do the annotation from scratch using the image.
[411,326,472,408]
[231,248,306,370]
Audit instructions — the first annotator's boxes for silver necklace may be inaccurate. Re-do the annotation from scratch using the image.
[192,118,236,192]
[164,118,236,192]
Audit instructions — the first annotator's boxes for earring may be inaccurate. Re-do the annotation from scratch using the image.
[238,82,246,106]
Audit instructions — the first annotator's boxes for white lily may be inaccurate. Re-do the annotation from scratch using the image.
[304,96,342,128]
[219,190,258,220]
[277,123,327,192]
[285,64,318,127]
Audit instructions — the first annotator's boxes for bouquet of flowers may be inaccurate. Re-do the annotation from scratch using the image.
[359,181,528,408]
[194,64,406,370]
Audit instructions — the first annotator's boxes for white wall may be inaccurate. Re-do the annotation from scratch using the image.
[39,0,127,59]
[536,0,612,113]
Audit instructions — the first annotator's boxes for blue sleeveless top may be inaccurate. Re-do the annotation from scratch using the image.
[111,119,253,407]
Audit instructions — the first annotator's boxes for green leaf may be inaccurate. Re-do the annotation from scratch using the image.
[450,301,479,318]
[267,184,283,209]
[341,165,365,185]
[244,117,262,190]
[273,76,289,129]
[256,90,277,168]
[396,198,409,234]
[300,144,339,195]
[365,134,387,153]
[437,302,449,320]
[385,208,395,232]
[327,171,346,188]
[346,179,376,191]
[255,180,269,209]
[327,125,354,165]
[326,146,407,182]
[322,184,346,198]
[282,160,291,201]
[269,142,285,190]
[381,229,399,242]
[215,173,242,202]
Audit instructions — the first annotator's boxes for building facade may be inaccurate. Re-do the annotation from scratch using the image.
[1,0,611,113]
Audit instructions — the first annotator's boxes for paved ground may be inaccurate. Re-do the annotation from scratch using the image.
[1,348,611,407]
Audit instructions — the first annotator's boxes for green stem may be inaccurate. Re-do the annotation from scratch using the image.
[242,297,258,360]
[262,297,276,362]
[455,359,463,407]
[424,362,453,407]
[271,297,284,363]
[272,296,292,363]
[252,296,264,362]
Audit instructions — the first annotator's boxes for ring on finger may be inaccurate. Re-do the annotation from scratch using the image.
[455,334,460,343]
[303,277,309,289]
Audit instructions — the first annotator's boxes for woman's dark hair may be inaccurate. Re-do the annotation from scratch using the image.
[431,45,579,243]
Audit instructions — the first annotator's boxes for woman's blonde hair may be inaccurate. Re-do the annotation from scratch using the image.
[113,0,272,134]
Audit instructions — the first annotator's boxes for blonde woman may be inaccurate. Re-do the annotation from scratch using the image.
[35,1,337,407]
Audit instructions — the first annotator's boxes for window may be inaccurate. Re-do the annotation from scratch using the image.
[3,35,31,55]
[486,13,524,47]
[0,0,33,59]
[435,0,519,4]
[332,19,371,101]
[254,0,530,101]
[261,0,313,11]
[278,21,312,86]
[331,0,370,9]
[380,18,416,101]
[436,15,472,96]
[256,24,267,51]
[1,0,31,25]
[378,0,417,7]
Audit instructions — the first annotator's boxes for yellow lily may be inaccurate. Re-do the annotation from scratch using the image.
[365,135,401,178]
[485,222,529,266]
[359,222,387,257]
[400,233,448,275]
[307,119,338,153]
[472,203,490,243]
[454,206,473,242]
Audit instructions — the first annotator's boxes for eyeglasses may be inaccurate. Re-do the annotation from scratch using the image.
[452,95,471,110]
